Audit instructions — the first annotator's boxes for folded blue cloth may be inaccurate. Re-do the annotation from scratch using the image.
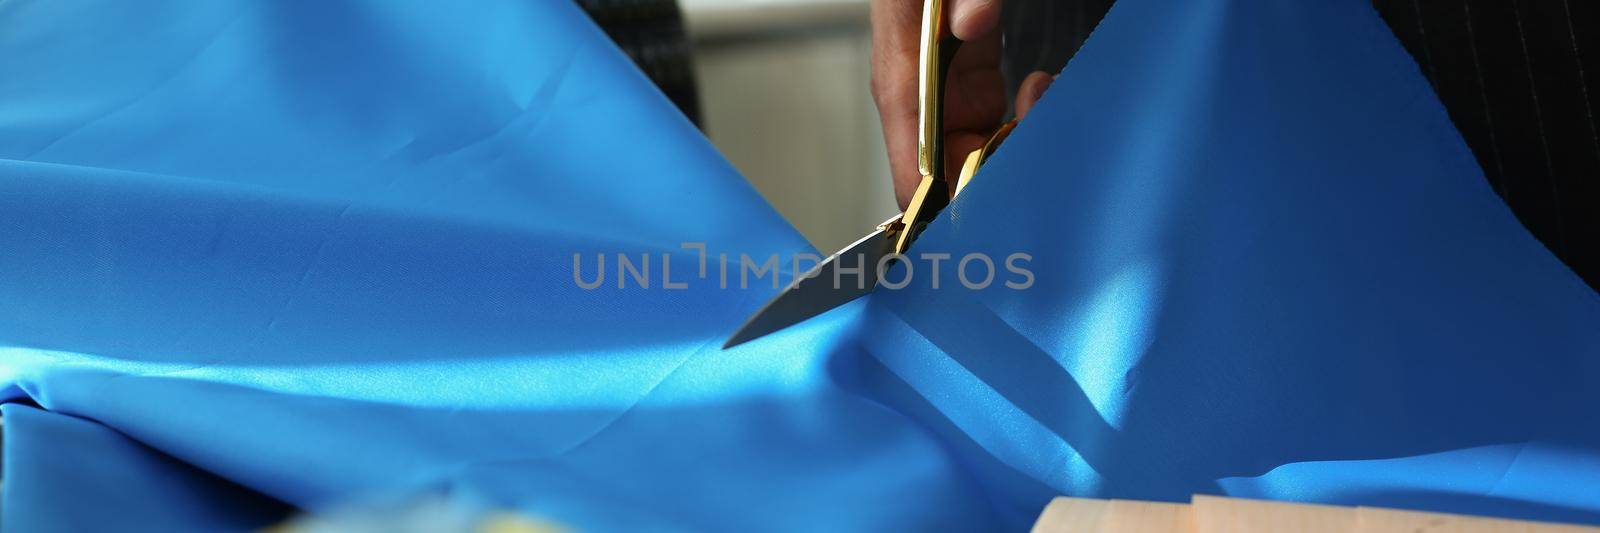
[3,0,1597,531]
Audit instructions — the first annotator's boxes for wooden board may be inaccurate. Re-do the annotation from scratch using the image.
[1032,495,1600,533]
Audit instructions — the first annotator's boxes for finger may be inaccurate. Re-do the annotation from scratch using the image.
[949,24,1002,76]
[944,31,1006,132]
[1014,70,1055,120]
[871,0,927,207]
[879,99,922,209]
[950,0,1001,41]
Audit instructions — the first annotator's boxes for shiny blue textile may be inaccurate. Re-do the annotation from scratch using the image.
[2,0,1598,531]
[0,404,292,532]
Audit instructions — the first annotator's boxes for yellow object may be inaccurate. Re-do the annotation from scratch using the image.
[477,512,569,533]
[890,0,1019,254]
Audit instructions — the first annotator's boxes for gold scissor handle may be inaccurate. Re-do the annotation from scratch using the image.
[893,0,957,254]
[890,0,1017,255]
[954,118,1017,197]
[915,0,954,181]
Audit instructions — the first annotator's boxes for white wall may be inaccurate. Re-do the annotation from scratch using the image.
[683,0,899,254]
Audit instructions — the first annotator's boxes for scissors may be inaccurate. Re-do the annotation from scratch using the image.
[723,0,1018,349]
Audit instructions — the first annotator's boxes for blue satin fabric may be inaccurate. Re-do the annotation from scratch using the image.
[2,0,1598,531]
[861,0,1600,526]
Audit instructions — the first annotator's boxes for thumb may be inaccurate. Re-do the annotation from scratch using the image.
[950,0,1002,40]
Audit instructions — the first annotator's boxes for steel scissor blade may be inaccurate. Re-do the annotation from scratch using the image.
[722,229,889,349]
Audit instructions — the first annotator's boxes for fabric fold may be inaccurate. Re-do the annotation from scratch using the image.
[3,0,1599,531]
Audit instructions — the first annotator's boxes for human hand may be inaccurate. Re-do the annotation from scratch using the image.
[870,0,1055,208]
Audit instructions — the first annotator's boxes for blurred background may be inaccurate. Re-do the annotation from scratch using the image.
[581,0,895,254]
[688,0,895,254]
